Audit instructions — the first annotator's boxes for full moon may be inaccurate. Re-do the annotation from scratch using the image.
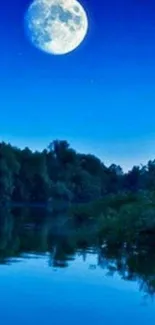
[25,0,88,55]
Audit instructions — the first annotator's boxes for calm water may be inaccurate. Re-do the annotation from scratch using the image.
[0,207,155,324]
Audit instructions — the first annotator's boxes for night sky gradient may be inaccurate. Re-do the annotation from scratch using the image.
[1,0,155,170]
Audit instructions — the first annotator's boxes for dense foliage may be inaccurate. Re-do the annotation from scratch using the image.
[1,139,155,205]
[1,139,155,252]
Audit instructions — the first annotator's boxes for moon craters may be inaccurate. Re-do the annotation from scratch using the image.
[25,0,88,55]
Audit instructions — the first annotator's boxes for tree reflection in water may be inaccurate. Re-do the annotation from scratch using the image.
[1,207,155,298]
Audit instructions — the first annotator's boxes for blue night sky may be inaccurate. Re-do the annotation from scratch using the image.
[1,0,155,170]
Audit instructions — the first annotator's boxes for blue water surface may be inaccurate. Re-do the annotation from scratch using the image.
[0,252,155,325]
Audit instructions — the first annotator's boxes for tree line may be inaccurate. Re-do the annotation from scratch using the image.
[0,139,155,204]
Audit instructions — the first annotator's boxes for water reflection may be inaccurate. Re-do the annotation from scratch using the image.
[1,207,155,299]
